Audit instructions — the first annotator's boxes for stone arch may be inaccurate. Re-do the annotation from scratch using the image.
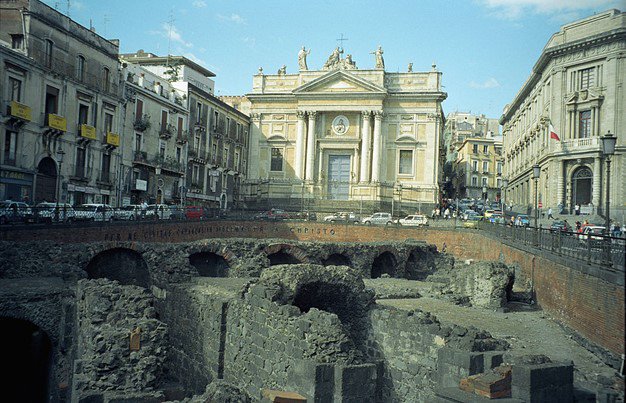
[189,252,230,277]
[404,248,435,280]
[371,251,397,278]
[0,317,52,402]
[322,253,351,267]
[264,243,309,266]
[34,157,58,203]
[85,247,150,288]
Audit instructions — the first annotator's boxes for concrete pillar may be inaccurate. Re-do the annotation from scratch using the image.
[359,111,371,182]
[294,111,306,180]
[305,111,316,181]
[371,111,383,182]
[592,157,601,210]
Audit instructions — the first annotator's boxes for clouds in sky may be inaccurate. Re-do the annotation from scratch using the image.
[151,23,193,48]
[192,0,207,8]
[478,0,620,19]
[469,78,501,89]
[217,13,246,25]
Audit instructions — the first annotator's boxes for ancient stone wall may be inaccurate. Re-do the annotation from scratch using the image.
[72,279,168,401]
[365,306,509,402]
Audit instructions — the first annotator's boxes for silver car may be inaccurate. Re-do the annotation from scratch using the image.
[361,212,393,225]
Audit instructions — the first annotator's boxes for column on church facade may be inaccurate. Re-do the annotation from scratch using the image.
[359,111,371,183]
[294,111,306,180]
[371,111,383,182]
[592,157,601,209]
[248,113,262,179]
[305,111,317,181]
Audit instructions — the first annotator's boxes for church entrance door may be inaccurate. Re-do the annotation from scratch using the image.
[327,155,350,200]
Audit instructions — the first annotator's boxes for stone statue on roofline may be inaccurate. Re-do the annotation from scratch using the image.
[277,65,287,75]
[322,47,343,70]
[370,45,384,69]
[298,46,311,70]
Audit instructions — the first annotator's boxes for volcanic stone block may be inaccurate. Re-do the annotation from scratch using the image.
[261,389,307,403]
[437,347,485,387]
[459,365,512,398]
[511,362,573,402]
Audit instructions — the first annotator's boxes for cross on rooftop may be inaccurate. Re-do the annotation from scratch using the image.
[336,33,349,49]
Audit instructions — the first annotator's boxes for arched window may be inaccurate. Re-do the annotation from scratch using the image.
[76,55,85,81]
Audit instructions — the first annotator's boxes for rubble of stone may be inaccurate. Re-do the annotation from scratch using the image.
[73,279,168,401]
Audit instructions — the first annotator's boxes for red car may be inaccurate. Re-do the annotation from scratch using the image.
[185,205,203,220]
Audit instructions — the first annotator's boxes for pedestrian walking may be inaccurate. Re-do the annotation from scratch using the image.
[547,207,553,219]
[574,204,580,215]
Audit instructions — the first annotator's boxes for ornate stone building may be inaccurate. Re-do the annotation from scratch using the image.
[454,135,504,201]
[500,10,625,219]
[244,48,447,213]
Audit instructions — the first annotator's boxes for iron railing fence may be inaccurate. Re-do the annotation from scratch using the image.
[479,221,625,271]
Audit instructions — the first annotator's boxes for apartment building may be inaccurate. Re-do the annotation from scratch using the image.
[119,61,188,205]
[454,135,504,201]
[120,51,250,210]
[1,0,123,205]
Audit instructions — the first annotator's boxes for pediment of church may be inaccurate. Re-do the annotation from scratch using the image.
[293,71,387,95]
[565,89,604,105]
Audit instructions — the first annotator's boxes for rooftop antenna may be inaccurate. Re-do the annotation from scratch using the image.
[66,0,70,18]
[103,14,109,36]
[166,8,175,64]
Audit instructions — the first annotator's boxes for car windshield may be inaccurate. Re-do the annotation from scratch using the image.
[122,206,136,211]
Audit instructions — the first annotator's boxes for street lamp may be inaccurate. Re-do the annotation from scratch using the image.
[601,131,617,267]
[532,164,540,245]
[55,148,65,222]
[155,165,162,217]
[502,178,509,214]
[482,185,487,207]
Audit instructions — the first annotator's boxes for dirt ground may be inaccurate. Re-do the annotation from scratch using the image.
[377,296,623,399]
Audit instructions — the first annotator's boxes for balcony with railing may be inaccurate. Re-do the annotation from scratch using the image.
[159,123,176,140]
[134,114,151,132]
[556,136,600,153]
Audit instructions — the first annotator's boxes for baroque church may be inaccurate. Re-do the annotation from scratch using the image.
[242,47,447,212]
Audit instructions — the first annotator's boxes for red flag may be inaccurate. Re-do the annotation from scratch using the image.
[549,124,560,141]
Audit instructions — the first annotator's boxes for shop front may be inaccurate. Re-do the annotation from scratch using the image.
[0,169,33,202]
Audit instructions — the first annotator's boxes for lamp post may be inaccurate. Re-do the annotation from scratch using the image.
[155,165,162,218]
[502,178,509,215]
[55,148,65,222]
[601,131,617,267]
[482,185,487,208]
[532,164,540,246]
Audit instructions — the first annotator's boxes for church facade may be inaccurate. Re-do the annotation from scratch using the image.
[243,48,447,213]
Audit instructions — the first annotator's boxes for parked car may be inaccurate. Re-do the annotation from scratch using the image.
[463,214,482,228]
[113,205,141,221]
[147,204,172,220]
[488,214,505,224]
[397,214,428,227]
[324,211,360,224]
[483,209,496,219]
[0,200,34,225]
[185,206,203,220]
[361,212,393,225]
[550,220,571,233]
[74,204,114,222]
[578,225,605,242]
[169,206,186,220]
[34,202,75,223]
[255,208,289,221]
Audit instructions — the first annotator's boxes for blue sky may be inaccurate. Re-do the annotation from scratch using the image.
[43,0,622,119]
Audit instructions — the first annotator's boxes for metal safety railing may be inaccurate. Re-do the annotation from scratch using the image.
[479,221,626,271]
